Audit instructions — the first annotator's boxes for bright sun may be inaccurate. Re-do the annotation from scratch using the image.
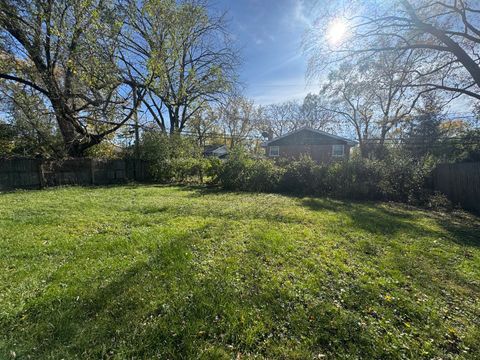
[326,19,348,45]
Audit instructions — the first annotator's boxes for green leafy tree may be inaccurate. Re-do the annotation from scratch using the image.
[121,0,238,134]
[0,119,15,156]
[185,104,222,147]
[0,85,63,158]
[320,63,376,157]
[0,0,143,156]
[404,95,444,158]
[219,96,260,149]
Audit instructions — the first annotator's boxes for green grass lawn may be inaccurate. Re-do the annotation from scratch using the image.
[0,185,479,359]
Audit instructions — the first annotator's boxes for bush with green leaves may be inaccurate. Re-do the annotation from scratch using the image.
[139,135,438,205]
[213,148,437,205]
[245,158,284,192]
[376,149,437,203]
[214,147,283,192]
[213,147,252,190]
[279,155,322,195]
[139,131,206,183]
[427,191,453,212]
[325,157,383,200]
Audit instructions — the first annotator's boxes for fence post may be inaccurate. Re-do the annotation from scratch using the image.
[90,159,95,185]
[38,160,45,189]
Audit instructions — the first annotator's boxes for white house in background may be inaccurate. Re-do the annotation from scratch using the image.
[203,144,228,159]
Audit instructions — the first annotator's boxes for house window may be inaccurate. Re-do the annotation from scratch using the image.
[332,144,345,157]
[269,146,280,157]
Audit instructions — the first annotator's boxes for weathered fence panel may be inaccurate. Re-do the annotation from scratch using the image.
[0,159,42,190]
[41,159,93,187]
[433,162,480,213]
[0,158,151,191]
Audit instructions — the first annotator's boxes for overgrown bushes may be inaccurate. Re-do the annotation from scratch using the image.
[213,148,437,205]
[139,133,438,205]
[213,148,284,192]
[139,132,212,183]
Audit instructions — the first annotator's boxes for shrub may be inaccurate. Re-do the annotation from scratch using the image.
[139,132,204,183]
[205,157,222,182]
[325,157,382,200]
[214,147,252,190]
[215,147,282,192]
[170,157,210,183]
[245,158,284,192]
[215,149,437,205]
[427,192,453,212]
[277,155,382,199]
[376,149,437,203]
[279,155,321,195]
[139,134,437,206]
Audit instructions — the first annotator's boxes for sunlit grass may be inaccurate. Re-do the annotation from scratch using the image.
[0,185,479,359]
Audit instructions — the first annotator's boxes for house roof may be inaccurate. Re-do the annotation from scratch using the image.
[265,127,358,146]
[203,144,228,156]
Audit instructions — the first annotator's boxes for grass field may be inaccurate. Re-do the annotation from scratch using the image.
[0,185,479,359]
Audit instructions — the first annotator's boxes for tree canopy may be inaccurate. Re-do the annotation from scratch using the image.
[0,0,238,156]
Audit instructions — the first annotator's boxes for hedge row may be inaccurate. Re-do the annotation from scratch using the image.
[212,148,437,204]
[140,133,440,205]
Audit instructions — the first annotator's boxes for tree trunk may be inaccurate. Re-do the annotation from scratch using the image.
[52,101,102,157]
[359,141,368,158]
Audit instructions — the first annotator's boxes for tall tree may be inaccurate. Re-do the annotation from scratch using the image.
[0,0,143,156]
[361,50,427,145]
[320,63,376,156]
[121,0,237,134]
[262,96,335,138]
[185,104,221,147]
[262,100,300,138]
[0,83,63,157]
[219,96,260,148]
[404,94,445,158]
[299,93,336,132]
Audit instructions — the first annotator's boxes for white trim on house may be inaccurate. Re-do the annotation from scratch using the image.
[265,127,358,146]
[269,145,280,157]
[332,144,345,157]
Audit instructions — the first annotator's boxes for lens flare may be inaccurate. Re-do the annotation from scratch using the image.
[327,19,348,45]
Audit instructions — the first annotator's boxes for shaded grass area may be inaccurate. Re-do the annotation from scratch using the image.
[0,185,479,359]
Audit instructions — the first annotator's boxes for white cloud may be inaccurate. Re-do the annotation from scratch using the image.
[254,37,264,45]
[292,0,312,28]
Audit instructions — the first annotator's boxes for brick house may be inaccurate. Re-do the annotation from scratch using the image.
[264,127,357,163]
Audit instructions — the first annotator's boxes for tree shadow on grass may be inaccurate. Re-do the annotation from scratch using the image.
[301,196,480,307]
[301,197,428,236]
[1,223,325,358]
[301,197,480,248]
[2,199,479,359]
[0,231,395,359]
[1,230,198,359]
[176,187,480,247]
[430,211,480,248]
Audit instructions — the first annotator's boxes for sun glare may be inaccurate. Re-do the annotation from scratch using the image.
[327,19,348,45]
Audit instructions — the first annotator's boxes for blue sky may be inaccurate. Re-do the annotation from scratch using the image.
[212,0,475,114]
[214,0,319,105]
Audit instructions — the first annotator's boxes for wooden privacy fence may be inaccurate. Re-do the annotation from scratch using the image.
[433,162,480,213]
[0,158,151,191]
